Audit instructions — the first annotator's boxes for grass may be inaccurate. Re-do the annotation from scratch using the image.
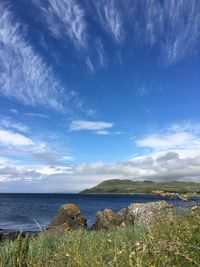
[0,209,199,267]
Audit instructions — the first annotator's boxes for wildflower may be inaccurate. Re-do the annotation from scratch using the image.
[117,250,123,255]
[129,251,135,259]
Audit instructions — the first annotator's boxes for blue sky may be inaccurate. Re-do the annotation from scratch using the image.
[0,0,200,192]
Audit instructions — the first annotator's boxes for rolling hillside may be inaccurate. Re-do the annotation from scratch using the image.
[81,179,200,194]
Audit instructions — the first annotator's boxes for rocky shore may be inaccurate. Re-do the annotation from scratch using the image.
[3,201,199,243]
[0,200,175,242]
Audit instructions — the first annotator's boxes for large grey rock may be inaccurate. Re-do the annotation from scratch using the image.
[92,201,173,230]
[127,201,173,225]
[47,203,87,232]
[92,208,117,230]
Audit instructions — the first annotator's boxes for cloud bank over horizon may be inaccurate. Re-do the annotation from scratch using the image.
[1,121,200,192]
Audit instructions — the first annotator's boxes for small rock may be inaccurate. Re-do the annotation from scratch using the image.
[92,208,117,230]
[47,203,87,232]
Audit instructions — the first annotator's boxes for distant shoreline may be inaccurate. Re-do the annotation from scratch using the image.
[0,193,199,197]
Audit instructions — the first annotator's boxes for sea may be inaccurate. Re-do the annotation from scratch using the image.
[0,193,199,233]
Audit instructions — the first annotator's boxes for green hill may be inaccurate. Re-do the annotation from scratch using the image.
[80,179,200,194]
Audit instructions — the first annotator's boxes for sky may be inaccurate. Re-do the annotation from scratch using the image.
[0,0,200,192]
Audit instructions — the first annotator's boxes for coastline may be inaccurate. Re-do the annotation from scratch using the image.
[0,193,199,236]
[0,201,199,267]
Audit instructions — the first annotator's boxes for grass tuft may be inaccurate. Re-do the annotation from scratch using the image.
[0,210,199,267]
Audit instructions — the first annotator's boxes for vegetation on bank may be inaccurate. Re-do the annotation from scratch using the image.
[0,208,199,267]
[81,179,200,195]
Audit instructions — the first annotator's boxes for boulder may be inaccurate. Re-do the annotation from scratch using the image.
[92,201,173,230]
[92,208,117,230]
[127,201,173,225]
[47,203,87,232]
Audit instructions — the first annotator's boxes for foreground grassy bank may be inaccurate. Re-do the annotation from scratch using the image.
[0,209,199,267]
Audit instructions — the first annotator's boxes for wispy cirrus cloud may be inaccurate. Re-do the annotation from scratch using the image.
[161,0,200,64]
[136,84,151,97]
[69,120,114,132]
[91,0,124,44]
[37,0,87,49]
[0,117,29,133]
[23,113,49,119]
[96,39,106,68]
[125,0,200,64]
[85,57,95,74]
[0,3,65,111]
[31,0,200,71]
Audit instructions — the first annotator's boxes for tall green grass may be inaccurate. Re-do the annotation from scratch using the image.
[0,210,199,267]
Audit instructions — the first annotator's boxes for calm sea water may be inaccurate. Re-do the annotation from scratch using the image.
[0,194,199,232]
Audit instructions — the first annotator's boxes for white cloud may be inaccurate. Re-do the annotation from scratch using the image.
[0,157,10,167]
[69,120,114,132]
[0,166,42,182]
[0,162,74,191]
[0,117,29,133]
[23,113,49,119]
[1,150,200,192]
[62,156,74,161]
[0,164,71,183]
[136,132,196,150]
[0,129,35,147]
[38,0,87,49]
[37,165,73,176]
[72,150,200,185]
[0,3,65,111]
[96,130,110,135]
[9,109,18,114]
[32,152,74,165]
[1,120,200,192]
[136,122,200,152]
[0,129,46,153]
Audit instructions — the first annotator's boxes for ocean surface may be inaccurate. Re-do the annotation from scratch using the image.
[0,194,199,233]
